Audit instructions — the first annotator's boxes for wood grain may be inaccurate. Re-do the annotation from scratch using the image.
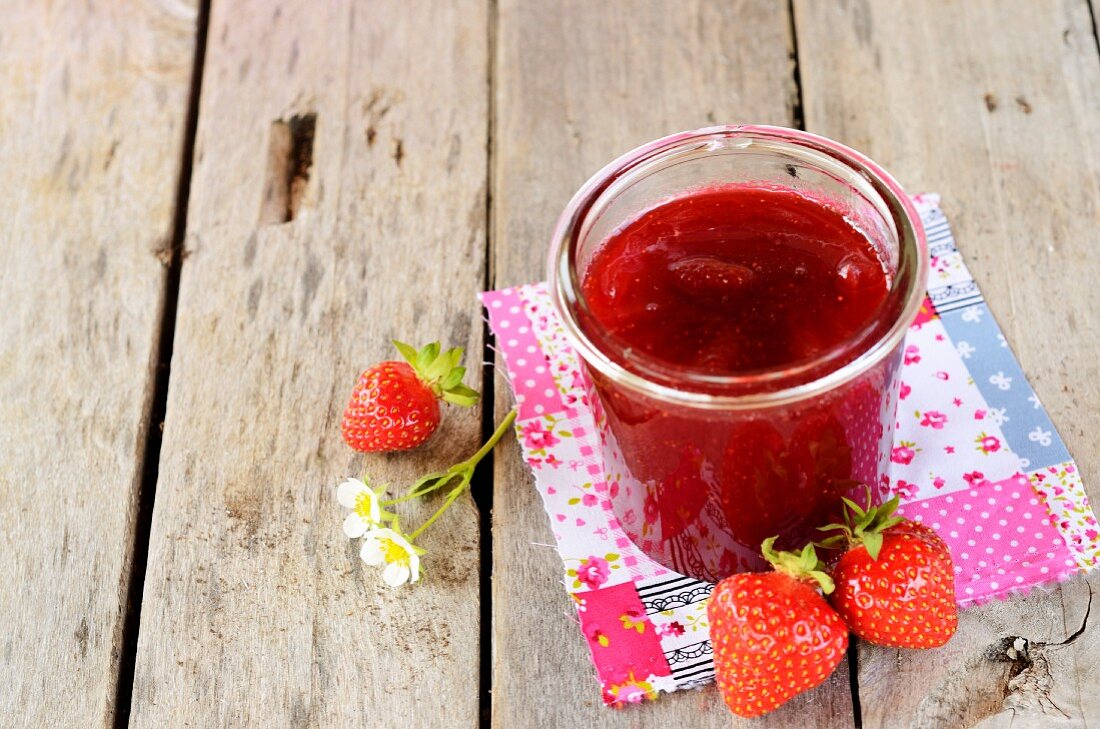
[794,0,1100,726]
[129,2,489,726]
[0,1,196,725]
[490,2,855,726]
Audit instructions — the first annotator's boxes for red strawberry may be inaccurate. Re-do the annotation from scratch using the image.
[341,340,479,453]
[708,539,849,718]
[820,494,958,648]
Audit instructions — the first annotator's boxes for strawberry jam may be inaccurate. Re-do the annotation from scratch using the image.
[576,184,902,580]
[581,185,888,380]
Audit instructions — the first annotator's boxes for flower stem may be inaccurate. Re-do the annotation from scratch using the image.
[382,491,426,506]
[408,476,469,541]
[459,408,518,470]
[405,409,517,541]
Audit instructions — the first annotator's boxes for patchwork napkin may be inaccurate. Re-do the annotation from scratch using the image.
[480,195,1098,706]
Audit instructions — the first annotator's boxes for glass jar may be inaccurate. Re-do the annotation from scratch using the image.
[548,126,928,581]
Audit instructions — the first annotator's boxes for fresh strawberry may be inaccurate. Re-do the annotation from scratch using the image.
[708,538,849,718]
[819,494,958,648]
[341,340,479,453]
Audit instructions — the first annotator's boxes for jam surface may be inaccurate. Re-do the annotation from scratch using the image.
[581,185,888,377]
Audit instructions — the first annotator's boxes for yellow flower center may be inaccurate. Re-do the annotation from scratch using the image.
[354,492,375,519]
[381,538,410,566]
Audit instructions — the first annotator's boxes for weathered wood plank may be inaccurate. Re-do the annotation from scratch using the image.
[130,2,488,726]
[794,1,1100,726]
[491,2,855,726]
[0,2,196,725]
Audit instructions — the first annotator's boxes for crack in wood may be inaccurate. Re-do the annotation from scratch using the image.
[259,112,316,225]
[995,586,1093,721]
[908,587,1093,728]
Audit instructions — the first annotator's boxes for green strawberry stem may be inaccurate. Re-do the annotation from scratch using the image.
[761,537,835,595]
[392,339,480,407]
[408,479,468,541]
[387,408,517,540]
[816,487,905,561]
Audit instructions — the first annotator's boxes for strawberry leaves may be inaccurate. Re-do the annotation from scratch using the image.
[760,537,835,595]
[817,490,904,560]
[393,339,480,407]
[392,340,421,365]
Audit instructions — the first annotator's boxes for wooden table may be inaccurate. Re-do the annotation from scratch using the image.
[2,1,1098,727]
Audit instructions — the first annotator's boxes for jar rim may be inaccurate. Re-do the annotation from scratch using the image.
[547,125,929,410]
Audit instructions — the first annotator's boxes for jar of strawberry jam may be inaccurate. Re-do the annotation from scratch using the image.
[548,126,928,581]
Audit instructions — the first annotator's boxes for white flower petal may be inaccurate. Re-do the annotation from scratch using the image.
[368,527,399,543]
[337,478,367,508]
[407,552,420,583]
[382,562,411,587]
[359,537,385,566]
[386,529,415,554]
[343,513,368,539]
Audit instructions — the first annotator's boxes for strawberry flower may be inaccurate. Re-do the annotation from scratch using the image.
[337,477,387,537]
[338,408,518,587]
[360,527,425,587]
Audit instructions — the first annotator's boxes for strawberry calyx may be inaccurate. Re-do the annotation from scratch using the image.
[761,537,835,595]
[392,340,480,407]
[816,489,905,561]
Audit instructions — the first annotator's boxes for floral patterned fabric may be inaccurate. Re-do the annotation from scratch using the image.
[480,194,1097,706]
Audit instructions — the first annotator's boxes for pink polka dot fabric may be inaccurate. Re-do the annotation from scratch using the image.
[481,287,565,420]
[899,473,1078,605]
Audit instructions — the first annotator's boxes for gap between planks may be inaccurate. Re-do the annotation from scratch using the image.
[1089,0,1100,61]
[476,1,500,726]
[786,0,806,132]
[111,2,212,726]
